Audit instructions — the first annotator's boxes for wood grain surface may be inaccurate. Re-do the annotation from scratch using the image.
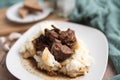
[0,8,116,80]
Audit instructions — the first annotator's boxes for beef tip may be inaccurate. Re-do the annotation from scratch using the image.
[45,29,59,42]
[32,35,48,51]
[33,27,76,62]
[59,28,76,48]
[51,39,74,62]
[51,25,61,34]
[61,45,74,54]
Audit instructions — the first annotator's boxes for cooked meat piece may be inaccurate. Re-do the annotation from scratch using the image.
[45,29,59,45]
[51,25,61,34]
[59,28,76,48]
[51,39,74,62]
[32,35,48,51]
[33,26,76,62]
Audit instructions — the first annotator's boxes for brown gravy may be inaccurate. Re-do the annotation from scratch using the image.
[20,55,79,80]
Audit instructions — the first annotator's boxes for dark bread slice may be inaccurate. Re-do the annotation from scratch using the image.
[24,0,43,12]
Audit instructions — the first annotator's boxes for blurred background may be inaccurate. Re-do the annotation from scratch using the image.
[0,0,43,8]
[0,0,75,18]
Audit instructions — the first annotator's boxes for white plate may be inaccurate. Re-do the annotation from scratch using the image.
[6,2,52,23]
[6,21,108,80]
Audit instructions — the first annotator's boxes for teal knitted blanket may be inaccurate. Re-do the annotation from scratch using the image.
[70,0,120,80]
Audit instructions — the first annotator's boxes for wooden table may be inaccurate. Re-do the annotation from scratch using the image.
[0,8,116,80]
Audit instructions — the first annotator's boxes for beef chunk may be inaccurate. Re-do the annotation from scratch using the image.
[59,28,76,48]
[51,25,61,34]
[32,25,77,62]
[45,29,59,43]
[51,39,74,62]
[32,35,48,51]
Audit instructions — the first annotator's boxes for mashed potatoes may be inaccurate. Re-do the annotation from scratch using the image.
[20,22,94,78]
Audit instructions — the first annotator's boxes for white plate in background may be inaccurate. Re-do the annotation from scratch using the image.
[6,2,52,23]
[6,21,108,80]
